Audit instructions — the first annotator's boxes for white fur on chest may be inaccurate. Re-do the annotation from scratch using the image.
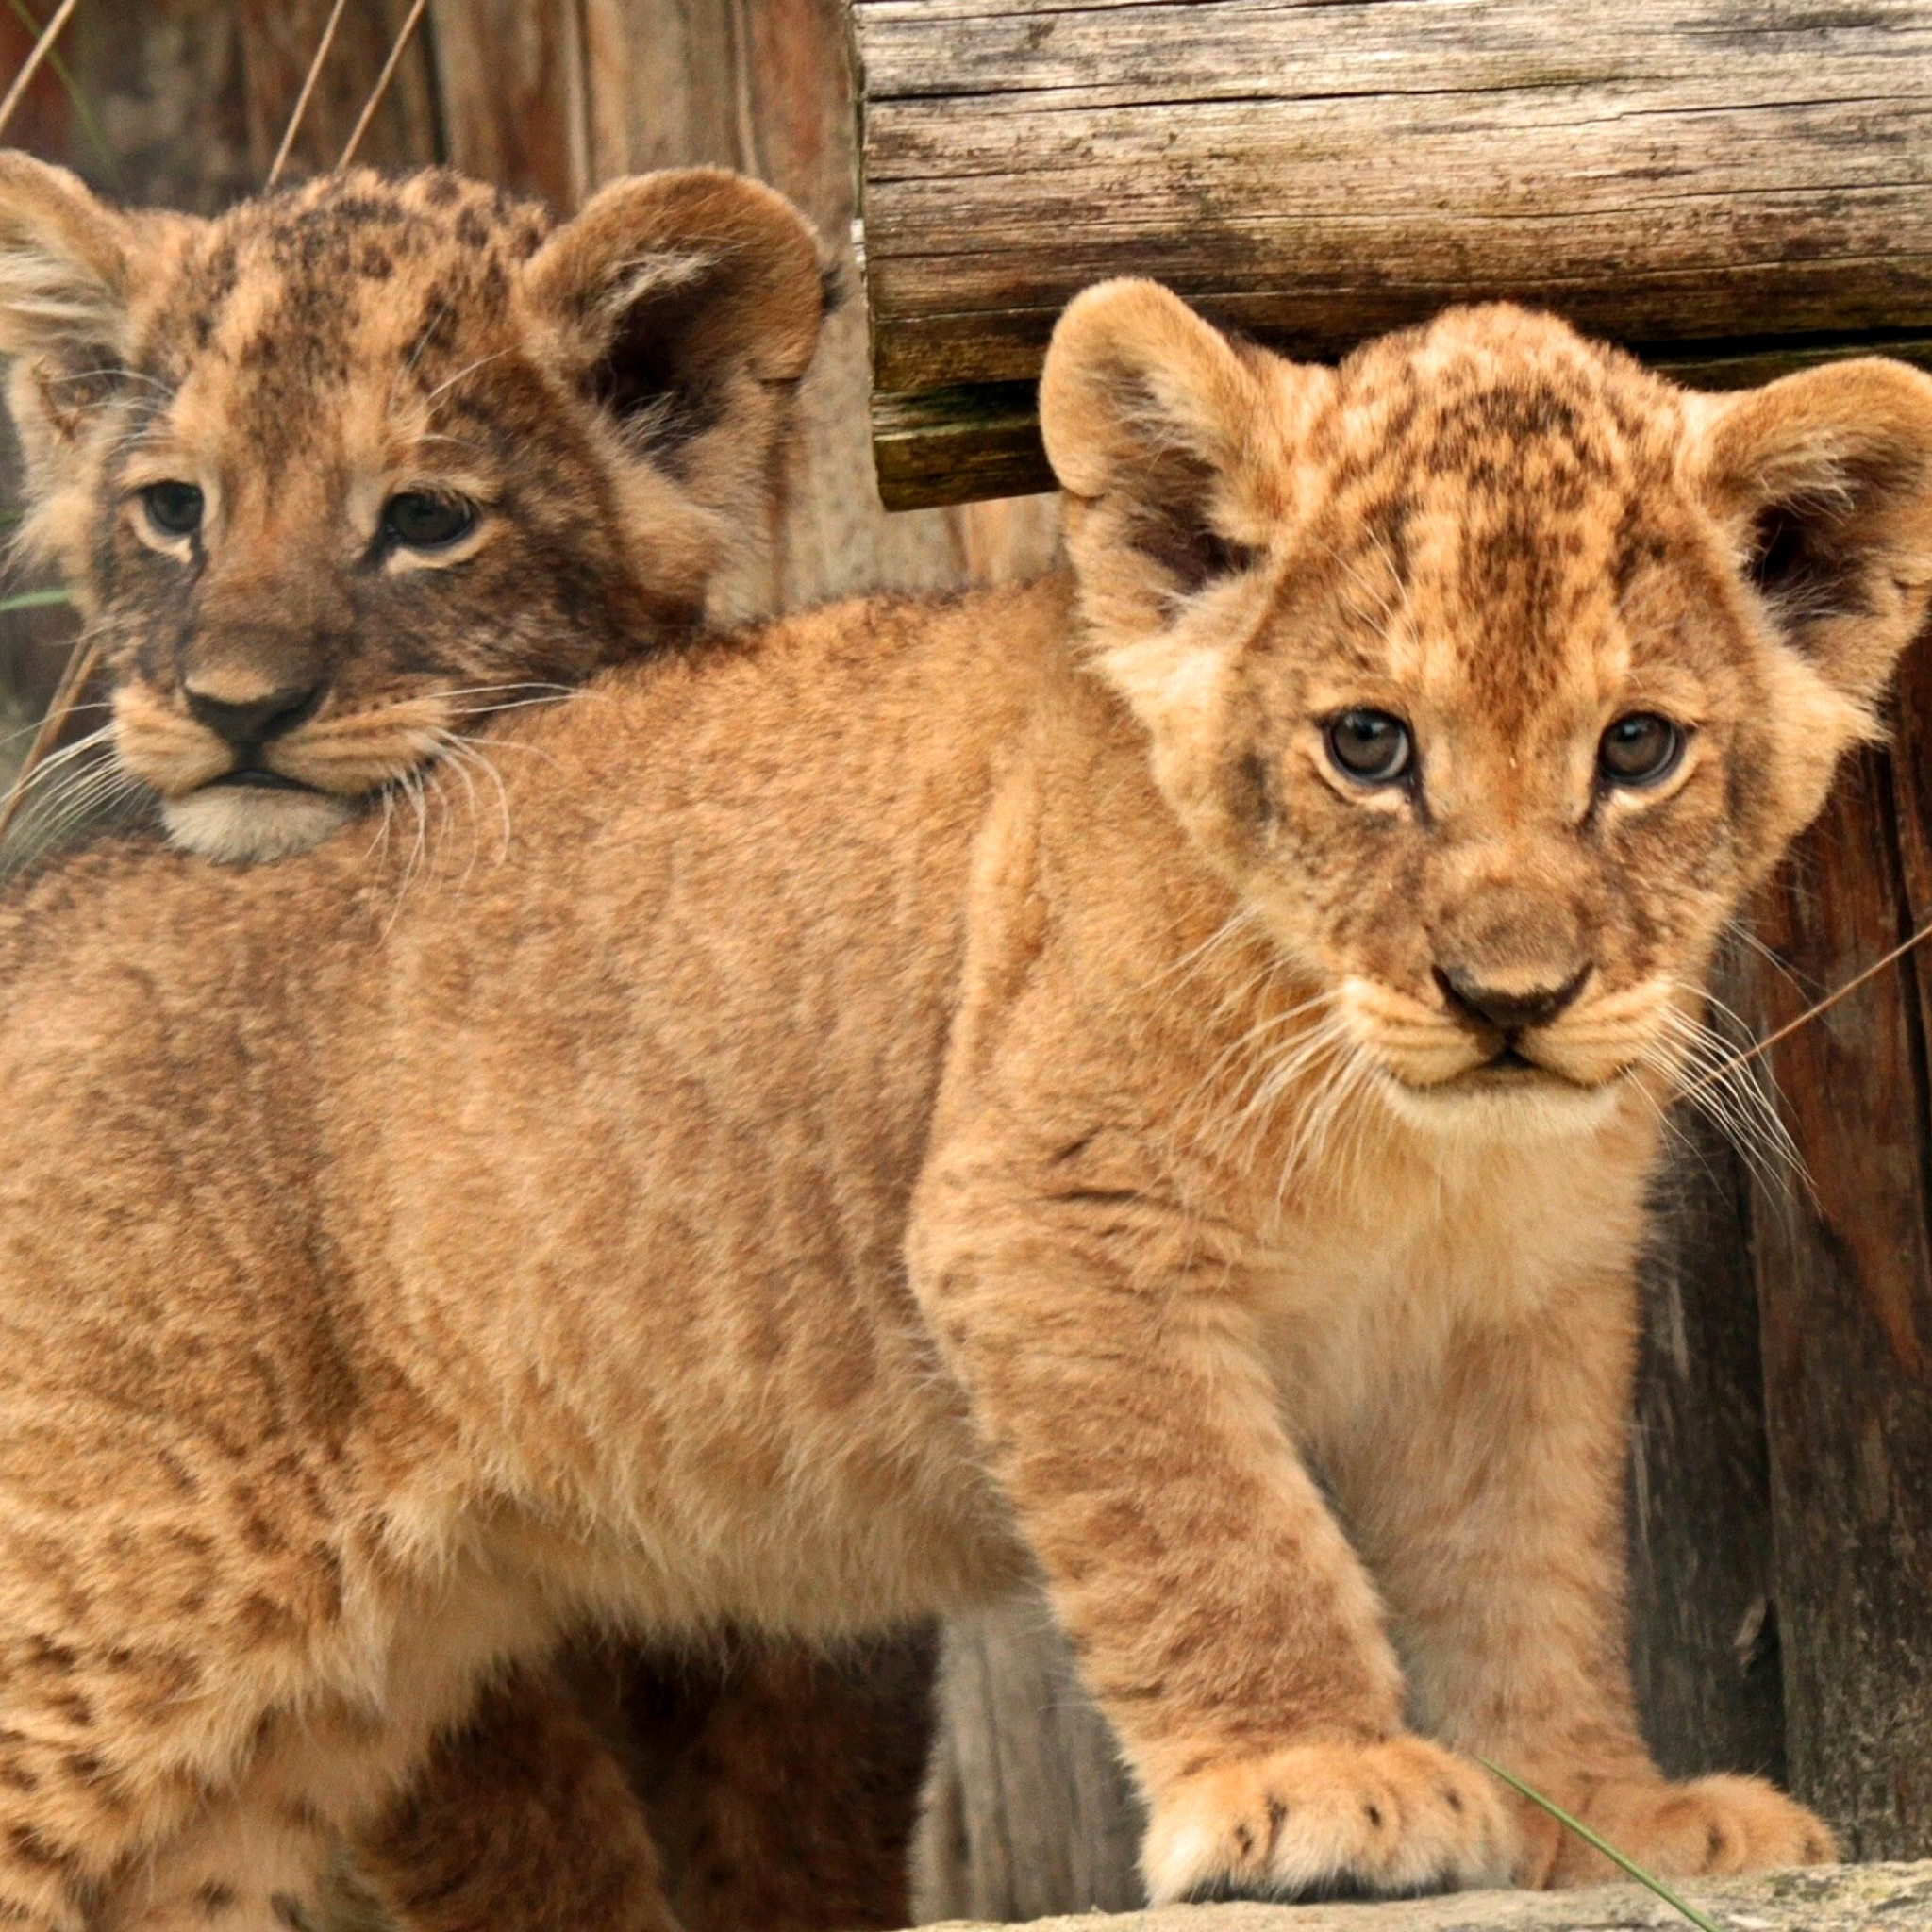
[1253,1099,1652,1444]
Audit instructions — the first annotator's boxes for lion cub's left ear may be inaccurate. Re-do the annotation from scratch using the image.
[524,167,827,526]
[1691,358,1932,715]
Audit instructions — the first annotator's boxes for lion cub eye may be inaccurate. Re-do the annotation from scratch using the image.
[1324,708,1413,786]
[141,481,203,539]
[383,491,476,551]
[1598,712,1685,789]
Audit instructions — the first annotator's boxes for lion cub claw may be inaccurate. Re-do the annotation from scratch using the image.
[1518,1773,1837,1888]
[1141,1738,1519,1906]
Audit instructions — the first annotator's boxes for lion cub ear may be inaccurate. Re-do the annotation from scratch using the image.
[1691,358,1932,717]
[524,168,827,527]
[0,151,164,487]
[1041,280,1324,637]
[0,152,135,363]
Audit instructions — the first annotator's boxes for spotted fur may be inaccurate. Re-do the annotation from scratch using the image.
[0,292,1926,1928]
[0,154,827,862]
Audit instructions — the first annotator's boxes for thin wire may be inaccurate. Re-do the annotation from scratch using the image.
[0,632,100,843]
[1685,915,1932,1098]
[336,0,427,172]
[0,0,78,140]
[266,0,351,190]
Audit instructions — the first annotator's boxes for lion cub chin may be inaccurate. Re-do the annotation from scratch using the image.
[0,154,829,864]
[0,286,1927,1931]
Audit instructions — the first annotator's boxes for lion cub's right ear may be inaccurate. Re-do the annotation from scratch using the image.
[525,168,827,536]
[1040,279,1328,723]
[0,151,168,490]
[0,152,134,363]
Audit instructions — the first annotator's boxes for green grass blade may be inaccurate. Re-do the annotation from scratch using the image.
[1476,1757,1725,1932]
[0,587,71,612]
[3,0,120,183]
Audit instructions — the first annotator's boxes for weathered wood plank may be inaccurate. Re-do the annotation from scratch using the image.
[859,0,1928,107]
[872,338,1932,509]
[854,0,1932,504]
[914,1599,1143,1922]
[1739,727,1932,1858]
[427,0,586,206]
[1629,1099,1785,1787]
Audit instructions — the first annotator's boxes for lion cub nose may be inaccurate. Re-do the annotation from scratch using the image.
[184,679,326,752]
[1434,962,1591,1033]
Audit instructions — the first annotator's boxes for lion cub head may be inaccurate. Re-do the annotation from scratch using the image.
[1042,286,1932,1135]
[0,157,825,862]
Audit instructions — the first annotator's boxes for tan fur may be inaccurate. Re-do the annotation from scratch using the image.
[0,154,914,1932]
[0,293,1928,1927]
[0,153,825,864]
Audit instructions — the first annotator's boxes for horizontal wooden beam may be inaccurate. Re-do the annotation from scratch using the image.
[870,333,1932,510]
[854,0,1932,508]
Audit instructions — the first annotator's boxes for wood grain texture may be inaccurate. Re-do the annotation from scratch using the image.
[1740,720,1932,1860]
[428,0,586,206]
[1628,1098,1785,1789]
[914,1598,1143,1922]
[854,0,1932,505]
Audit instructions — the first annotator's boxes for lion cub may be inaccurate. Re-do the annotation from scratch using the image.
[0,153,824,863]
[0,289,1925,1929]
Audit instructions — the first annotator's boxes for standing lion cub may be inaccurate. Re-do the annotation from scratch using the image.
[0,286,1926,1929]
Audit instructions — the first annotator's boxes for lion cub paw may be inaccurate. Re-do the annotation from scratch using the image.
[1525,1773,1836,1887]
[1141,1738,1519,1905]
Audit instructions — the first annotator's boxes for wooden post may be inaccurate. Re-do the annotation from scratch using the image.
[1629,1108,1786,1787]
[1741,705,1932,1857]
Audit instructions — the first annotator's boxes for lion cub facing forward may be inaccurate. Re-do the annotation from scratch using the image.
[1,290,1926,1927]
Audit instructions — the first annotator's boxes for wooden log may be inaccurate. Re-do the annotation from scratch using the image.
[851,0,1932,506]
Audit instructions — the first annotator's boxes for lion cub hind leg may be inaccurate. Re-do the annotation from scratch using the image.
[1144,1738,1516,1906]
[97,1791,338,1932]
[357,1661,683,1932]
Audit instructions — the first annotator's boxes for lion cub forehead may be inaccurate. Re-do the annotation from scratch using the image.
[1322,307,1684,513]
[134,170,552,419]
[1293,308,1705,702]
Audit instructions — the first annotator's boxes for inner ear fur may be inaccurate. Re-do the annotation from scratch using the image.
[0,150,134,368]
[1694,358,1932,712]
[524,168,827,521]
[1040,279,1316,627]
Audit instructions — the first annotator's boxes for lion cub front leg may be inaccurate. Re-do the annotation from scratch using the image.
[1335,1275,1835,1887]
[910,1178,1516,1905]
